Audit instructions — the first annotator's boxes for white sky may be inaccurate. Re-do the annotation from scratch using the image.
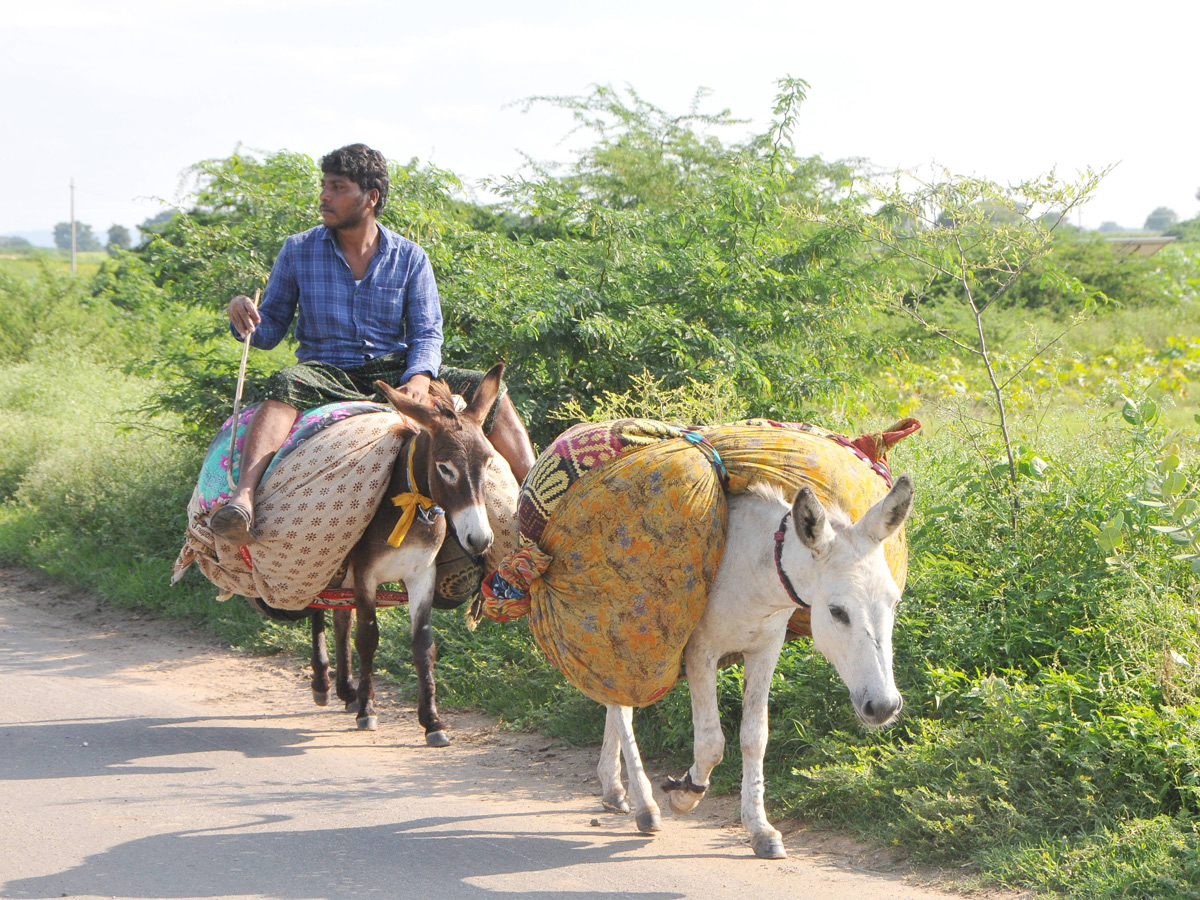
[4,0,1197,243]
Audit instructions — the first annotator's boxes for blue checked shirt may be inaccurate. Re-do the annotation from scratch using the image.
[235,223,443,380]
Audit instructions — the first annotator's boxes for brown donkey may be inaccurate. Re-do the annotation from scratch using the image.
[312,363,506,746]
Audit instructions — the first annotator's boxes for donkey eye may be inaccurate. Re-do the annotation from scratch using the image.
[829,606,851,626]
[436,461,460,483]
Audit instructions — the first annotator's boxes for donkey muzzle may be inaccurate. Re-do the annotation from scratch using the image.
[856,691,903,728]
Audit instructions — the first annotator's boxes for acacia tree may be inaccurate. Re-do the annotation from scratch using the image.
[442,80,880,439]
[117,83,887,446]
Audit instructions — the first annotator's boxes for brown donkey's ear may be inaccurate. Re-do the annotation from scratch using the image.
[375,380,442,433]
[461,363,505,428]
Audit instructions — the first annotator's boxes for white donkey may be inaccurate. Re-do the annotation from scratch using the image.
[597,474,914,858]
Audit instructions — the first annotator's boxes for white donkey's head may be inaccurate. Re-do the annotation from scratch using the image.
[782,475,914,728]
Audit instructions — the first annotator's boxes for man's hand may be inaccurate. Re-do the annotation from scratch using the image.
[228,294,261,340]
[395,373,433,406]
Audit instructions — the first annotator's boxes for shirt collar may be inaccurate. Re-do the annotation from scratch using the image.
[375,222,397,251]
[317,220,395,252]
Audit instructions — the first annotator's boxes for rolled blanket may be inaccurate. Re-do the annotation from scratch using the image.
[173,400,520,612]
[172,402,414,609]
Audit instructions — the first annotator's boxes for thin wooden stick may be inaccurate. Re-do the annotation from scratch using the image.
[227,289,261,490]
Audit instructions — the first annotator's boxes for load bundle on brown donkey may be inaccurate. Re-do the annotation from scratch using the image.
[477,415,919,855]
[172,364,520,746]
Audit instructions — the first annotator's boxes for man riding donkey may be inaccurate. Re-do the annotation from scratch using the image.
[210,142,536,544]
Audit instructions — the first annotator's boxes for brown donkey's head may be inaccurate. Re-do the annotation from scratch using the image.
[375,363,504,559]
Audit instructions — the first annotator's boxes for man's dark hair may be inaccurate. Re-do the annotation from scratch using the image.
[321,143,390,215]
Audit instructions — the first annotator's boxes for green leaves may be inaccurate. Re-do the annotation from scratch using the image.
[1083,515,1127,557]
[1124,396,1161,428]
[438,87,878,442]
[1093,395,1200,575]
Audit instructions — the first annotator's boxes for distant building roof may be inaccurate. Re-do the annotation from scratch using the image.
[1106,236,1177,258]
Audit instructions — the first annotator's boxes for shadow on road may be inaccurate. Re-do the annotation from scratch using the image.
[0,715,318,780]
[2,814,694,900]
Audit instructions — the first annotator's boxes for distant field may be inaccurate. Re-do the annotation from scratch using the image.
[0,251,107,280]
[857,246,1200,432]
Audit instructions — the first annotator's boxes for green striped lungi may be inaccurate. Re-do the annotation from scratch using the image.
[254,351,507,433]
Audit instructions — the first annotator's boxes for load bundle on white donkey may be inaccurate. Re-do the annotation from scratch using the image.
[478,417,917,701]
[478,415,918,856]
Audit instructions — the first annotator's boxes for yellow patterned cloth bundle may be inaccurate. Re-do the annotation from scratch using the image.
[483,417,916,707]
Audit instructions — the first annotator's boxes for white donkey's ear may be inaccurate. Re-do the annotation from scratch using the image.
[856,475,914,545]
[792,486,835,556]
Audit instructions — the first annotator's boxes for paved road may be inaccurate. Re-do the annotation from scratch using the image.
[0,569,985,900]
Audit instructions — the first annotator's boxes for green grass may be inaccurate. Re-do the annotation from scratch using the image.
[5,256,1200,899]
[857,279,1200,437]
[0,251,106,280]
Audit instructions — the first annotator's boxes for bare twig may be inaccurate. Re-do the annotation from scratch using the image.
[955,231,1019,527]
[999,313,1093,392]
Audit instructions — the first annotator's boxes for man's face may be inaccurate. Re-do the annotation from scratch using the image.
[319,173,376,230]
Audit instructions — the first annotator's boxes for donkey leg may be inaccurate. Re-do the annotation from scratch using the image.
[740,635,789,860]
[332,608,356,709]
[486,395,536,484]
[352,588,380,732]
[664,641,721,816]
[310,610,331,706]
[408,572,450,747]
[598,706,630,814]
[611,705,661,833]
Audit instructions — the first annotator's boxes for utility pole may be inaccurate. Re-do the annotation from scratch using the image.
[70,178,76,275]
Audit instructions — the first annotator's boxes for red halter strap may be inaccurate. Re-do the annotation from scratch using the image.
[774,511,810,608]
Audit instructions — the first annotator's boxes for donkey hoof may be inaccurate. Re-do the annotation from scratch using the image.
[635,809,662,833]
[667,791,703,815]
[344,700,357,713]
[357,715,379,732]
[425,729,452,748]
[751,832,787,859]
[312,690,329,707]
[601,794,630,815]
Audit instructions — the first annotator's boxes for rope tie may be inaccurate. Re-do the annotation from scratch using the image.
[386,439,443,548]
[479,540,553,622]
[681,428,730,489]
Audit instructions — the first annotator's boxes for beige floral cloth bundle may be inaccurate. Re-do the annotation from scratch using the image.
[173,407,520,613]
[172,411,414,610]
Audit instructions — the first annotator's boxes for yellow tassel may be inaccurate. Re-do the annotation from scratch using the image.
[387,492,437,548]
